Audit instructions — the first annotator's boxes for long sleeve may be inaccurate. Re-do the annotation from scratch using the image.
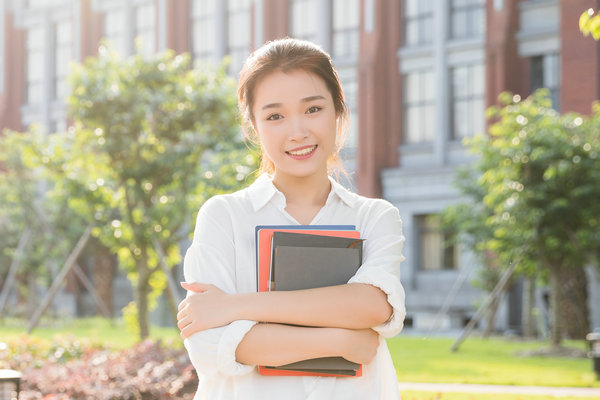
[348,199,406,338]
[182,197,258,378]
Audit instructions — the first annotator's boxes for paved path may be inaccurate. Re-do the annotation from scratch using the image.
[398,382,600,397]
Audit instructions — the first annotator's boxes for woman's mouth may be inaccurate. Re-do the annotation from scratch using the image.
[286,145,317,159]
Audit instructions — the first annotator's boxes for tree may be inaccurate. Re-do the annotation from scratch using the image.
[0,128,90,318]
[442,169,514,337]
[449,90,600,347]
[580,8,600,40]
[62,45,258,339]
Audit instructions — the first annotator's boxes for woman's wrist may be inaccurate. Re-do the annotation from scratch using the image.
[328,328,353,358]
[229,291,261,323]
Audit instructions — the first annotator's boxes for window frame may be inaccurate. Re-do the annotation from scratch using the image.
[332,0,360,62]
[402,69,435,144]
[402,0,434,47]
[449,62,485,141]
[290,0,318,43]
[529,53,560,111]
[416,214,459,271]
[226,0,251,76]
[449,0,486,40]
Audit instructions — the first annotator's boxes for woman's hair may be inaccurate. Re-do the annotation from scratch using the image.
[237,37,349,176]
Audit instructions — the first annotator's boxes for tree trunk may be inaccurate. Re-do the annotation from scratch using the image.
[136,247,151,339]
[558,266,590,340]
[522,276,536,338]
[91,238,115,317]
[483,294,500,337]
[165,269,180,328]
[548,266,563,348]
[27,272,38,318]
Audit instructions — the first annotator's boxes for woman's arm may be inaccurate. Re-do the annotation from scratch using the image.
[178,282,392,337]
[235,323,380,367]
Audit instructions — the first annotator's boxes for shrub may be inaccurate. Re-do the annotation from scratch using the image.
[1,337,197,399]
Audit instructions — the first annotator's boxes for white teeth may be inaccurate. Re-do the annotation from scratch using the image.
[288,146,316,156]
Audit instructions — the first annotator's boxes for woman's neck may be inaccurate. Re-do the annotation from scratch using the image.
[272,171,331,209]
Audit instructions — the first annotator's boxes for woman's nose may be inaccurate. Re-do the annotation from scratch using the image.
[288,116,308,141]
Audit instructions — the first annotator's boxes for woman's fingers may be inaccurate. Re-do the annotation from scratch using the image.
[180,281,213,292]
[179,319,200,339]
[177,282,210,312]
[176,283,233,335]
[177,310,191,330]
[176,302,190,324]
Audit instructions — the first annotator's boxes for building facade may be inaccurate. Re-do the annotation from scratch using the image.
[0,0,598,332]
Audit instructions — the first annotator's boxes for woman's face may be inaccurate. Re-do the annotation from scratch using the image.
[251,69,337,182]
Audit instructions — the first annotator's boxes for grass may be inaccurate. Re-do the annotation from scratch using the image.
[0,317,181,350]
[2,318,599,394]
[400,391,600,400]
[387,335,600,388]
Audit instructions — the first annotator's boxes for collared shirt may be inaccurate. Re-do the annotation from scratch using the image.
[183,174,406,400]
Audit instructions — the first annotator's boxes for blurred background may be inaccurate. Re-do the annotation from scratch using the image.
[0,0,599,342]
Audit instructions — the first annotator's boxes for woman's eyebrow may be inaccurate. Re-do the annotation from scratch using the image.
[301,95,325,103]
[261,95,326,111]
[261,102,282,110]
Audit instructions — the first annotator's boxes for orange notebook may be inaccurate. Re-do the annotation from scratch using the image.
[254,226,363,377]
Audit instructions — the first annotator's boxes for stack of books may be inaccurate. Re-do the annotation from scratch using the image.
[254,225,364,377]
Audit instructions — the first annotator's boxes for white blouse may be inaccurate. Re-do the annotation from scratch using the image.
[183,174,406,400]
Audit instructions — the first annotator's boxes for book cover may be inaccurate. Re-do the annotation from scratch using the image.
[269,232,364,291]
[255,226,359,292]
[254,227,363,377]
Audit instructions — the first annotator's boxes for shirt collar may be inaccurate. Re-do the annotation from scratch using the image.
[247,174,282,212]
[247,173,357,212]
[327,175,357,208]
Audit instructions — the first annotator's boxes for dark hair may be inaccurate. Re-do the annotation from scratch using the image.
[237,37,349,176]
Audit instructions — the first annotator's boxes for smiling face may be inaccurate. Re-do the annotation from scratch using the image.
[251,69,337,183]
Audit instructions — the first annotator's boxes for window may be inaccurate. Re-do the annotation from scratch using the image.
[227,0,251,76]
[530,54,560,110]
[450,0,486,40]
[332,0,359,61]
[135,3,156,57]
[332,0,360,149]
[54,20,71,100]
[403,0,434,47]
[450,63,485,140]
[403,70,435,144]
[337,67,358,149]
[50,118,67,134]
[417,214,458,271]
[190,0,216,64]
[103,8,126,55]
[290,0,318,43]
[26,0,53,8]
[26,26,44,105]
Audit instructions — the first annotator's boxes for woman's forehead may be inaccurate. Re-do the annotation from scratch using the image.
[253,69,330,107]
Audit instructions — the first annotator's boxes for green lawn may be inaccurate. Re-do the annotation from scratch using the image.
[2,318,599,392]
[0,317,180,350]
[400,391,600,400]
[388,335,600,388]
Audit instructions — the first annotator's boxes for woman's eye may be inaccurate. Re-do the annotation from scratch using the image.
[266,113,283,121]
[306,106,321,114]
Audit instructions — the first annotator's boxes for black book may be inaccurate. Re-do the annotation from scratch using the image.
[262,232,364,376]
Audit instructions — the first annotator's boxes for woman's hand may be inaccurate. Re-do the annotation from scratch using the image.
[177,282,237,338]
[339,328,380,365]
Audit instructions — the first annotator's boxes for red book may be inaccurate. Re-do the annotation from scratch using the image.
[254,226,363,377]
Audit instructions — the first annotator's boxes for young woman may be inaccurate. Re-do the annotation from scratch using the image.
[177,38,406,400]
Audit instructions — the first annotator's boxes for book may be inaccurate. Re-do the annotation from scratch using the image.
[270,232,364,291]
[255,225,358,292]
[254,226,364,377]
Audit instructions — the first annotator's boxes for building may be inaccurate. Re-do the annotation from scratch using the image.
[0,0,598,333]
